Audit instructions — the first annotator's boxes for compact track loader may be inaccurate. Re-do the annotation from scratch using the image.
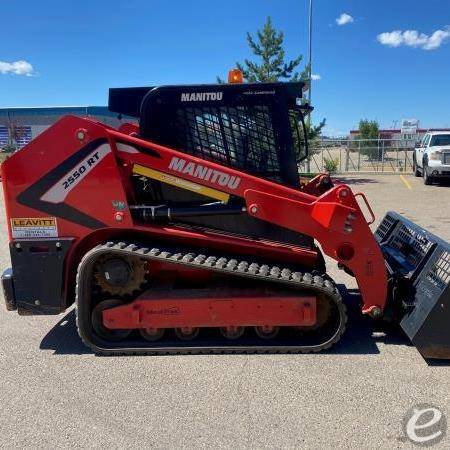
[2,73,450,357]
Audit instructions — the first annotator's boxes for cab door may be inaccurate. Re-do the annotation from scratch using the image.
[417,134,430,168]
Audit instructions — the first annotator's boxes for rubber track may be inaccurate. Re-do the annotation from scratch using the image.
[76,242,348,356]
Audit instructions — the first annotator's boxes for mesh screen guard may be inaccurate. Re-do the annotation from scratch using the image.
[173,105,306,183]
[138,82,308,187]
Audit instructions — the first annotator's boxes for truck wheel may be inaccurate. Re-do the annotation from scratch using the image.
[423,163,433,185]
[413,155,421,177]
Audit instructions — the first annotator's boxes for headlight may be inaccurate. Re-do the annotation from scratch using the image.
[429,151,442,161]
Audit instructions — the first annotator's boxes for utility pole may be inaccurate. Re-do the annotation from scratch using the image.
[308,0,313,108]
[306,0,313,172]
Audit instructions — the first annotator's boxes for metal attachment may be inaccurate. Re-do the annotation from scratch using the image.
[344,212,357,233]
[249,204,259,215]
[15,243,21,249]
[76,128,87,141]
[336,243,355,261]
[338,187,349,200]
[35,300,41,306]
[369,306,382,319]
[115,212,124,222]
[344,225,353,234]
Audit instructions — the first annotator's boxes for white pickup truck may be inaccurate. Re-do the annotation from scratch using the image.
[413,131,450,185]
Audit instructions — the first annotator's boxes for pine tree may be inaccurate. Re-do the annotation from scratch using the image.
[218,17,325,142]
[218,17,309,84]
[238,17,308,83]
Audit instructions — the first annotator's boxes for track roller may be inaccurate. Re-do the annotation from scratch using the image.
[91,299,132,341]
[255,326,280,339]
[175,327,200,340]
[220,326,245,339]
[140,328,165,341]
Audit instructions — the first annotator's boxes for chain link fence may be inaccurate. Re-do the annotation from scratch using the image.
[300,138,416,174]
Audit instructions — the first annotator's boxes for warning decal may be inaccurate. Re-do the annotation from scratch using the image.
[11,217,58,239]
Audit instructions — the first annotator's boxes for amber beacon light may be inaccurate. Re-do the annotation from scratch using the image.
[228,68,244,84]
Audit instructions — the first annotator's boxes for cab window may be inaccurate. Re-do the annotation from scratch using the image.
[422,134,431,147]
[430,134,450,146]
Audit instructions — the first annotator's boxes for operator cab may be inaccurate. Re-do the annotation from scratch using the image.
[109,81,311,187]
[108,80,315,249]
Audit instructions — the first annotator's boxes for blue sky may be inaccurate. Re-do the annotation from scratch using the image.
[1,0,449,135]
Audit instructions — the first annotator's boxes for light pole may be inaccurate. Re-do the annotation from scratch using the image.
[306,0,313,172]
[308,0,313,108]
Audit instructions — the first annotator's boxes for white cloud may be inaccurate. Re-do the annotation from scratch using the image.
[311,74,321,81]
[377,28,450,50]
[336,13,354,26]
[377,30,403,47]
[0,60,35,76]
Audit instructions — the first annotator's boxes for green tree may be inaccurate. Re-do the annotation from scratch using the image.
[305,119,326,141]
[1,144,16,153]
[218,17,325,151]
[234,17,309,83]
[358,119,379,140]
[357,119,381,159]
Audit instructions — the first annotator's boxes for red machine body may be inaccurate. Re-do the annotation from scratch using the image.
[103,293,317,330]
[2,80,450,358]
[1,115,388,318]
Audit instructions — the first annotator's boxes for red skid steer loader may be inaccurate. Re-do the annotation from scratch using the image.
[1,73,449,357]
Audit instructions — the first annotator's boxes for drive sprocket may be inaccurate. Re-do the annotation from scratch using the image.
[94,254,147,296]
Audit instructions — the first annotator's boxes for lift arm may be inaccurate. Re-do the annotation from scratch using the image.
[106,125,388,316]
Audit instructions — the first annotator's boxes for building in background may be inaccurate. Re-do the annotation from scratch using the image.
[349,127,450,147]
[0,106,126,151]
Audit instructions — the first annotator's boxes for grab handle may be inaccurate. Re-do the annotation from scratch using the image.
[355,193,376,225]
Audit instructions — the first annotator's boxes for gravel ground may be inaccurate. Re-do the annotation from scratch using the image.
[0,174,449,449]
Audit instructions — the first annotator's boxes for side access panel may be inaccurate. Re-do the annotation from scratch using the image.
[7,238,73,315]
[376,211,450,359]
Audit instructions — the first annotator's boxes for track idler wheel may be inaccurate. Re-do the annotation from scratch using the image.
[91,299,132,341]
[140,328,165,342]
[220,326,245,340]
[255,326,280,340]
[175,327,200,340]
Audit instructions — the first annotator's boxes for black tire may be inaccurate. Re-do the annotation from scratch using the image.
[423,162,433,185]
[413,155,421,177]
